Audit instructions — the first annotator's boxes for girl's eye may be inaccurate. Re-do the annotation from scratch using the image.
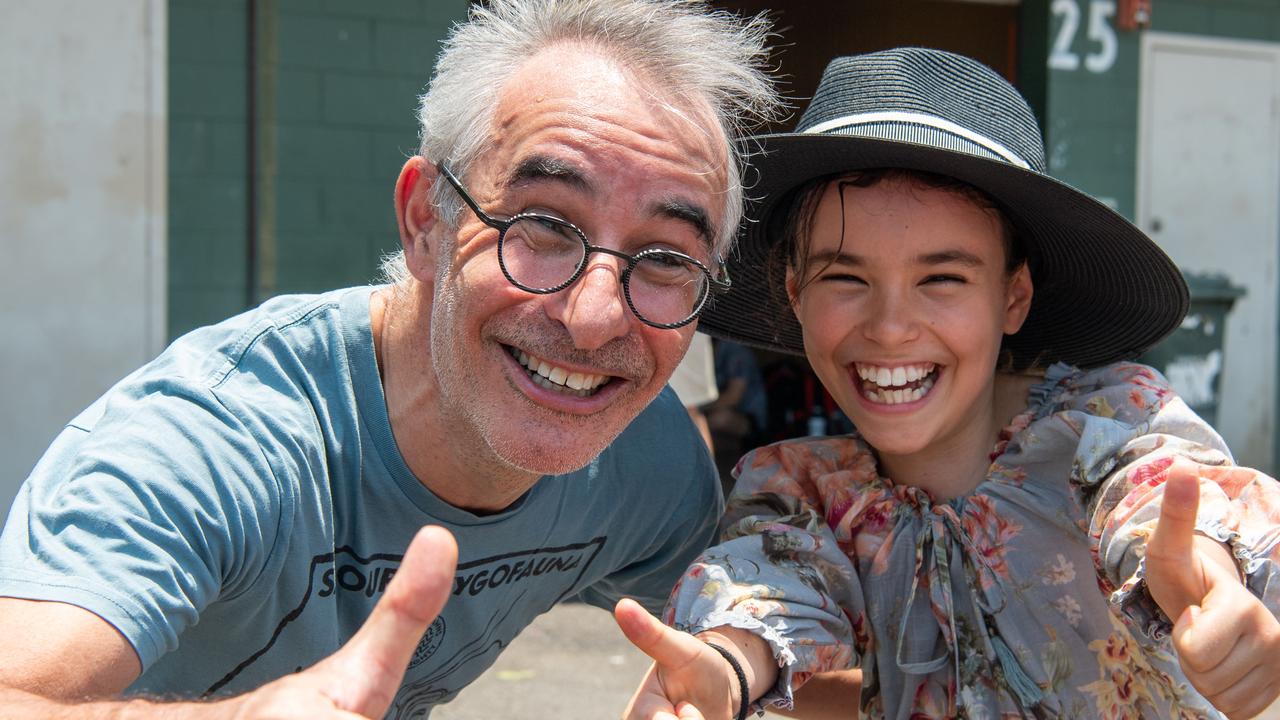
[819,273,866,285]
[923,274,966,285]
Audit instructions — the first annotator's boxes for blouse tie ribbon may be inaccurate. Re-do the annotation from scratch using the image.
[894,501,1047,714]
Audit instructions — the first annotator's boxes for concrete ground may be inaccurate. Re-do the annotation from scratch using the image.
[430,601,649,720]
[434,601,1280,720]
[432,601,789,720]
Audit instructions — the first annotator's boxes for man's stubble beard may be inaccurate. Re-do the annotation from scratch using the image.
[428,282,625,480]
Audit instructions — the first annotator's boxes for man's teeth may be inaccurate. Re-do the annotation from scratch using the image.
[854,362,938,405]
[514,349,608,396]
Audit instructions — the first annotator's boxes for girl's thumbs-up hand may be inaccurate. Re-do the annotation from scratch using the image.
[1144,457,1280,718]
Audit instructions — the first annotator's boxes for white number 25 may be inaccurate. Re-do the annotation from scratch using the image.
[1049,0,1118,74]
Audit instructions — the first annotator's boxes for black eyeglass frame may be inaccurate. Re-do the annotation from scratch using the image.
[438,164,731,330]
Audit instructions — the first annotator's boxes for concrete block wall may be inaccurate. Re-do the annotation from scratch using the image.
[167,0,466,339]
[169,0,251,338]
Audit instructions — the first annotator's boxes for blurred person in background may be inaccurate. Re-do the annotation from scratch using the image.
[703,338,769,486]
[670,333,721,452]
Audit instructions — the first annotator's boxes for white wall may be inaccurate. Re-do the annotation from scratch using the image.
[0,1,167,517]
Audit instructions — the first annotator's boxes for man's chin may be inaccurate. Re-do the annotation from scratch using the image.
[489,435,616,477]
[502,455,602,478]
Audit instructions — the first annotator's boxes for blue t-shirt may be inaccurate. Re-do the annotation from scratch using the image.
[0,286,721,717]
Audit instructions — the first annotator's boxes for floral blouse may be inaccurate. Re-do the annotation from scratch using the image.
[665,362,1280,719]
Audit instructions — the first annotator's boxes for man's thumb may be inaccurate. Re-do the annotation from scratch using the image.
[614,598,702,671]
[323,526,458,713]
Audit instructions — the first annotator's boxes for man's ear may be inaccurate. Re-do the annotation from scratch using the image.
[396,156,440,280]
[1002,262,1034,335]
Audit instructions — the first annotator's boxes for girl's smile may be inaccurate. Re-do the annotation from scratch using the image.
[852,361,938,405]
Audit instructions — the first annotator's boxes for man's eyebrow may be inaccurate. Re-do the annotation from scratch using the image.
[653,198,715,249]
[503,155,590,192]
[504,155,716,248]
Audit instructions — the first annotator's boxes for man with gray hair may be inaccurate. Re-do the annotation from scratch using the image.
[0,1,781,717]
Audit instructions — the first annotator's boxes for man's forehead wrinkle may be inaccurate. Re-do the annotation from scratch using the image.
[484,48,728,251]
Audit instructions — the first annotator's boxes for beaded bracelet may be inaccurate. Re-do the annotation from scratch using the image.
[703,641,750,720]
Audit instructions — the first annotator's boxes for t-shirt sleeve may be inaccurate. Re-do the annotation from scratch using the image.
[1061,362,1280,641]
[0,381,287,670]
[664,440,861,713]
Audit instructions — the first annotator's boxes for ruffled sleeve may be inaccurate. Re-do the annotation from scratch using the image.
[1046,361,1280,641]
[663,437,866,711]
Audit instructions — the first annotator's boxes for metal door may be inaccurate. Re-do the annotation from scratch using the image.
[1137,32,1280,471]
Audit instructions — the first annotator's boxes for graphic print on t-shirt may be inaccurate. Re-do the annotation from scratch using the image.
[207,538,607,715]
[391,538,608,717]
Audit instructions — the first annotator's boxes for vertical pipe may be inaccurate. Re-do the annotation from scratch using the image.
[245,0,258,308]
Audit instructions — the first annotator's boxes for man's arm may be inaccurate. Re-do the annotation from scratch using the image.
[0,598,142,700]
[0,527,457,720]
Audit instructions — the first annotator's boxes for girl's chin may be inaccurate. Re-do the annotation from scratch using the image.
[851,424,931,455]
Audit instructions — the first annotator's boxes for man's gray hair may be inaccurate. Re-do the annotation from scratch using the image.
[380,0,783,286]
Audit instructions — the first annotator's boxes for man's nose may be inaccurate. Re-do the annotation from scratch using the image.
[546,256,632,351]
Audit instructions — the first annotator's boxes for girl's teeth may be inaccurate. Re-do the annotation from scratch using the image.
[856,362,938,388]
[861,372,937,405]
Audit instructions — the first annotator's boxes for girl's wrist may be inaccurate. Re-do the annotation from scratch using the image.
[696,626,777,711]
[703,641,749,720]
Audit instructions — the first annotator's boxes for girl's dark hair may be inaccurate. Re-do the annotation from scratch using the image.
[766,168,1037,370]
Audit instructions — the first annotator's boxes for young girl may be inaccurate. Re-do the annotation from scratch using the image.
[616,48,1280,720]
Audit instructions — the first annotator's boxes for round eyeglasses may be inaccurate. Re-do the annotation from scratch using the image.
[439,165,730,329]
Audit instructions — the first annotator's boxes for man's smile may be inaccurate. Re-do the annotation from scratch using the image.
[507,345,613,397]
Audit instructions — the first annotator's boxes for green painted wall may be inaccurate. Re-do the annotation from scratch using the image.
[1041,0,1142,218]
[1153,0,1280,41]
[169,0,251,338]
[1037,0,1280,221]
[167,0,466,340]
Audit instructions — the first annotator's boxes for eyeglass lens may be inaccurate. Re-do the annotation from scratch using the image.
[500,216,709,326]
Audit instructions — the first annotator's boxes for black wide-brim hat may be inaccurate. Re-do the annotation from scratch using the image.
[702,48,1188,369]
